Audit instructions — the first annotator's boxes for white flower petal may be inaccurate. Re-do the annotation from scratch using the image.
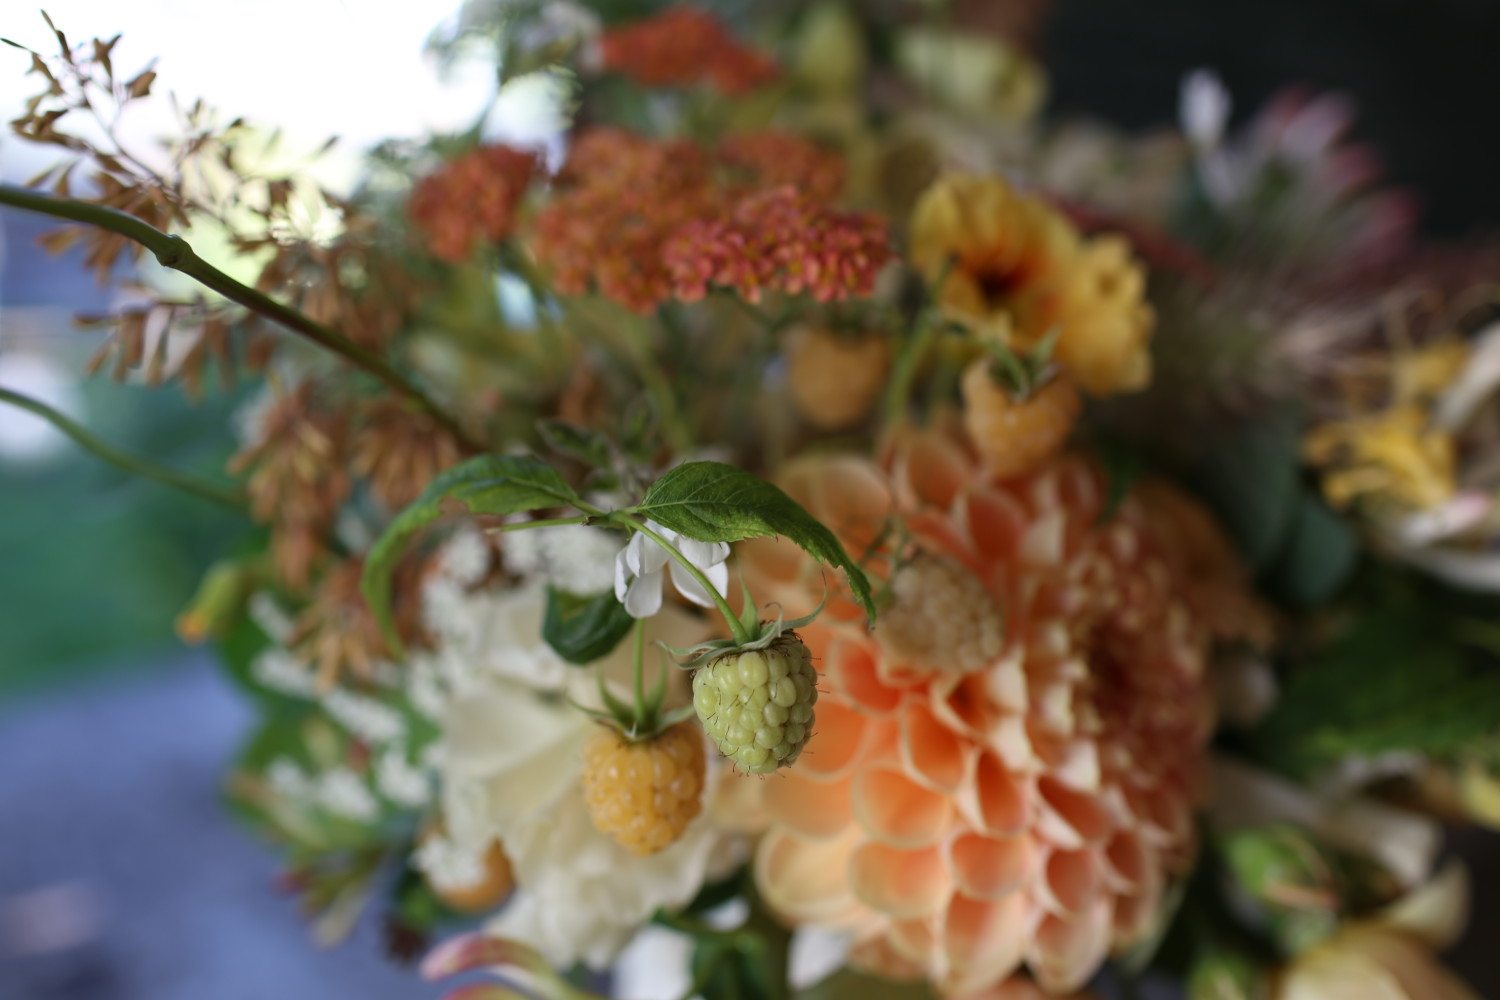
[674,535,731,568]
[668,557,728,609]
[622,570,665,619]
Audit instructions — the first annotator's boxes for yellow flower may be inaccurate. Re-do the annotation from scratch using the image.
[908,174,1155,394]
[1303,404,1456,512]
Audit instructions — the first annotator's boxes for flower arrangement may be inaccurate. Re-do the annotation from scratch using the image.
[4,3,1499,999]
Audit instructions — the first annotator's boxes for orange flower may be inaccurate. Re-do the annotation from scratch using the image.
[409,145,536,263]
[743,429,1246,995]
[598,6,777,95]
[909,175,1154,395]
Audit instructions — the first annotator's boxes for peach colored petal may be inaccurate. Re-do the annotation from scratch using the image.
[1037,848,1103,917]
[757,827,866,926]
[825,635,903,716]
[887,916,938,965]
[892,427,973,511]
[941,892,1030,994]
[853,765,953,847]
[959,752,1031,836]
[947,832,1034,900]
[1028,899,1113,994]
[1035,776,1115,849]
[797,697,874,781]
[1111,888,1159,946]
[763,771,855,839]
[850,842,951,918]
[899,699,970,793]
[957,487,1029,567]
[805,455,895,554]
[1102,831,1156,894]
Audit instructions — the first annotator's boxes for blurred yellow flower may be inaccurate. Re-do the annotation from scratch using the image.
[1304,404,1456,512]
[908,174,1155,394]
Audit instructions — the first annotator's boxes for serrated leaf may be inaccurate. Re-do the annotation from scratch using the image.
[633,462,876,622]
[1253,614,1500,777]
[362,454,582,652]
[542,586,635,664]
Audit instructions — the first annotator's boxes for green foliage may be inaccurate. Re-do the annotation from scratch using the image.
[542,586,636,664]
[1253,613,1500,777]
[633,461,876,621]
[1196,412,1357,606]
[362,454,584,650]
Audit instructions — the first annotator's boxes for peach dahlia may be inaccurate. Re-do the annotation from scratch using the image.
[741,428,1263,995]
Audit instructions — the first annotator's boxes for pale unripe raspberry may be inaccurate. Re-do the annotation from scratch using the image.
[692,634,818,774]
[581,721,706,857]
[787,327,891,430]
[876,554,1003,673]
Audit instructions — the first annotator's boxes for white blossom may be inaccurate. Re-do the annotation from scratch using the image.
[250,647,318,698]
[322,688,406,746]
[613,521,729,619]
[317,768,380,823]
[503,522,622,595]
[376,751,432,809]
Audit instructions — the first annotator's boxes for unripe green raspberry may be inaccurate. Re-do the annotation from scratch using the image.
[691,634,818,774]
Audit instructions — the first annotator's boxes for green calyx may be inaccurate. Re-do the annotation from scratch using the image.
[663,583,825,671]
[984,326,1060,401]
[570,620,695,742]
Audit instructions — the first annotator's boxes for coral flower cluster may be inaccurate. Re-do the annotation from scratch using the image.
[910,174,1155,395]
[408,145,537,264]
[597,5,778,95]
[532,129,889,312]
[742,428,1262,995]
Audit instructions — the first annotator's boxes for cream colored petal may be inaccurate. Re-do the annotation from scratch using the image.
[756,827,867,926]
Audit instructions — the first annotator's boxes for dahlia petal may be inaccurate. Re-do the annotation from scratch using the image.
[852,765,952,847]
[1028,899,1113,994]
[946,832,1033,900]
[1036,738,1100,791]
[960,752,1031,836]
[957,487,1028,566]
[1019,510,1066,567]
[1035,776,1115,849]
[756,827,866,925]
[940,891,1029,993]
[796,698,873,781]
[825,636,902,716]
[990,713,1035,771]
[763,771,855,840]
[983,649,1028,713]
[849,842,951,918]
[898,700,969,793]
[1103,831,1157,893]
[1112,888,1160,946]
[886,916,937,966]
[891,428,971,510]
[1037,847,1104,917]
[805,455,894,552]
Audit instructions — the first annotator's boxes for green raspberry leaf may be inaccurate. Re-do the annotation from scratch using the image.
[362,454,582,653]
[633,461,876,622]
[541,586,636,665]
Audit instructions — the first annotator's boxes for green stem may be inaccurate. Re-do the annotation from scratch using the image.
[0,385,244,508]
[0,183,483,453]
[617,514,751,645]
[631,617,646,716]
[882,313,939,427]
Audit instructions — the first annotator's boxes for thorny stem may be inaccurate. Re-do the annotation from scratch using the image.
[615,513,752,645]
[0,183,484,453]
[0,384,244,508]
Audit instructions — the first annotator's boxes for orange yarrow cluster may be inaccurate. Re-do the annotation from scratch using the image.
[666,186,892,305]
[597,6,777,95]
[409,145,537,264]
[531,129,889,312]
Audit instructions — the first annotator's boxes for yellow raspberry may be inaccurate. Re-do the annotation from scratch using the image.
[692,634,818,774]
[961,358,1080,479]
[580,721,707,857]
[786,327,891,430]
